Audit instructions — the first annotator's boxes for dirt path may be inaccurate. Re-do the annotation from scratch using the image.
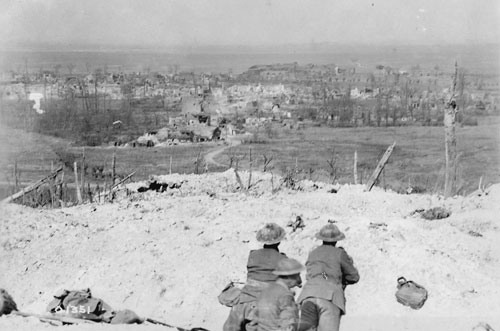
[204,136,243,168]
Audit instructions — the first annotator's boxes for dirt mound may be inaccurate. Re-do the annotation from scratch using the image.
[1,171,499,330]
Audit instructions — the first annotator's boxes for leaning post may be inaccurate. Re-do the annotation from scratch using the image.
[365,142,396,191]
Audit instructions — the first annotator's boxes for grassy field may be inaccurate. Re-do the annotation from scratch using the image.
[0,123,218,199]
[219,116,500,195]
[74,143,217,181]
[1,116,499,199]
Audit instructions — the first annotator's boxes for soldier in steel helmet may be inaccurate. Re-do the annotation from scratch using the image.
[254,258,304,331]
[297,223,359,331]
[223,223,288,331]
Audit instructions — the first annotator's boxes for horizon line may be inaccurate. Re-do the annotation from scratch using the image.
[2,41,499,53]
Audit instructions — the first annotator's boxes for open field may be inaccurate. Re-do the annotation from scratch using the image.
[75,143,219,180]
[0,123,218,200]
[1,115,499,200]
[219,116,500,195]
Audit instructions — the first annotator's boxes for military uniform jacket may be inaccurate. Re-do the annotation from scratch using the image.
[255,280,299,331]
[297,245,359,314]
[240,248,287,303]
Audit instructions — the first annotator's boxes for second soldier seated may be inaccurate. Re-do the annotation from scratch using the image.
[223,223,288,331]
[255,258,304,331]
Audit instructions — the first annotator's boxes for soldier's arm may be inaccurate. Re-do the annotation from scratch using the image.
[339,248,360,285]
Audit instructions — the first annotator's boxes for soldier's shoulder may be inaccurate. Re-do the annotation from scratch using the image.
[338,247,355,261]
[338,246,354,254]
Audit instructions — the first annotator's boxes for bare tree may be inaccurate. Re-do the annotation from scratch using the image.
[326,148,339,183]
[401,79,414,121]
[375,92,383,127]
[384,94,390,126]
[262,154,274,172]
[120,81,134,126]
[194,148,204,174]
[227,146,244,170]
[94,68,103,113]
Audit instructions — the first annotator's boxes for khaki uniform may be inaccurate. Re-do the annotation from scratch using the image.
[223,248,287,331]
[255,279,299,331]
[297,246,359,331]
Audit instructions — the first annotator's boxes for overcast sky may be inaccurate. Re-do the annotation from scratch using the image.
[1,0,499,48]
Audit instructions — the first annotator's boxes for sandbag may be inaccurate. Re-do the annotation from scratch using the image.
[395,277,428,309]
[47,288,142,324]
[47,288,113,321]
[217,282,241,307]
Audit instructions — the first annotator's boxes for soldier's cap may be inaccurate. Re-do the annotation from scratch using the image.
[315,224,345,242]
[256,222,286,244]
[273,258,304,276]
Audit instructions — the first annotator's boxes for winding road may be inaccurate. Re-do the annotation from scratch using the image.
[204,136,242,168]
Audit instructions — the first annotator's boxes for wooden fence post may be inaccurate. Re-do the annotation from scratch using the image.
[247,148,252,189]
[354,150,358,184]
[112,152,116,186]
[74,162,83,204]
[96,183,101,203]
[14,160,18,192]
[81,147,85,201]
[64,182,68,202]
[365,142,396,191]
[87,183,92,203]
[49,176,55,208]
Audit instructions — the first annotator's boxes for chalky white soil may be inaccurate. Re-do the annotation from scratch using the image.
[1,170,499,331]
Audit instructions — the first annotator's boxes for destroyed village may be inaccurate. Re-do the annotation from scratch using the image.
[1,1,500,331]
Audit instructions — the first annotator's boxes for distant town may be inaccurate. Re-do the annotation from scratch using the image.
[1,60,498,147]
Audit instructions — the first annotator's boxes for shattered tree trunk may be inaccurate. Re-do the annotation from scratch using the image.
[444,63,459,198]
